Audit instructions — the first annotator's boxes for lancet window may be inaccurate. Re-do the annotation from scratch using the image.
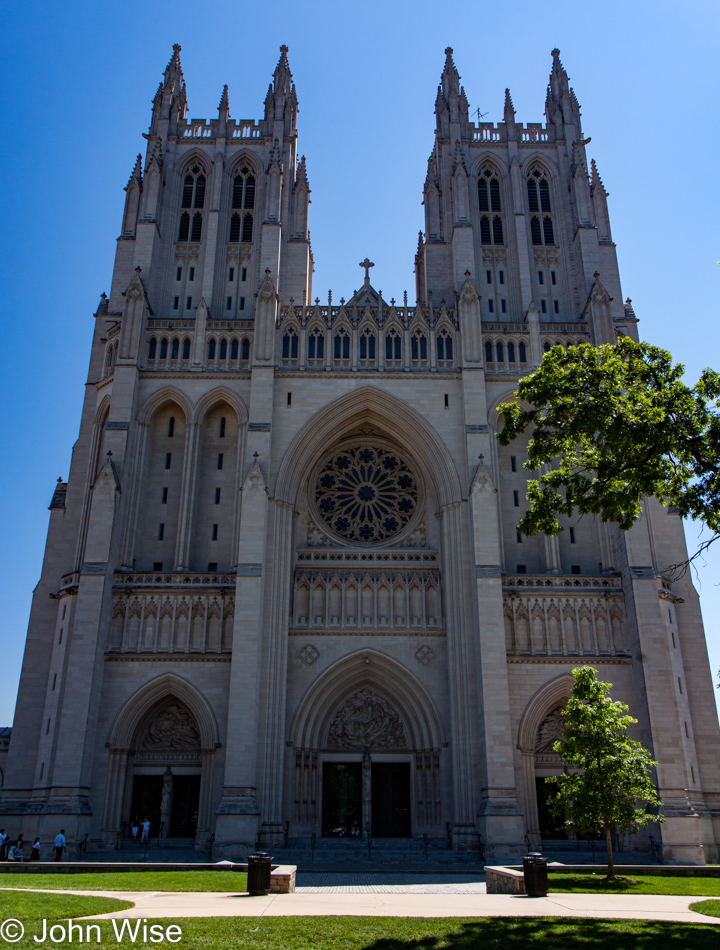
[385,328,402,364]
[359,329,376,362]
[229,165,256,243]
[436,330,454,364]
[282,331,299,361]
[527,168,555,246]
[334,330,350,361]
[307,328,325,363]
[178,164,206,242]
[478,168,504,245]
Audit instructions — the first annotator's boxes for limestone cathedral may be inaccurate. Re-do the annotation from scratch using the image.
[2,43,719,864]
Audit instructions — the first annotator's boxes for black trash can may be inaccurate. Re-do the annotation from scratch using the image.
[522,853,548,897]
[246,852,272,896]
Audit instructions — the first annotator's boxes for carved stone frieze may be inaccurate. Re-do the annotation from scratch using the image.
[142,702,201,751]
[535,704,566,754]
[327,688,408,750]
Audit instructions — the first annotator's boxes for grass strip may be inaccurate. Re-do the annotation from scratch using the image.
[0,891,132,919]
[0,870,247,892]
[547,873,720,896]
[4,916,717,950]
[690,900,720,919]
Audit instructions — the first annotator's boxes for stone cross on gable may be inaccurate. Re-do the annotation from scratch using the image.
[359,258,374,282]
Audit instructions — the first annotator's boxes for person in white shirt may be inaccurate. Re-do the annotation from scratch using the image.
[54,830,66,862]
[141,818,151,843]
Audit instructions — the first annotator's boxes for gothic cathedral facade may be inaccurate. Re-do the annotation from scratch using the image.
[2,45,719,863]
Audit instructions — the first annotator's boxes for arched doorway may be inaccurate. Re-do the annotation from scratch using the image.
[102,673,219,849]
[289,650,446,840]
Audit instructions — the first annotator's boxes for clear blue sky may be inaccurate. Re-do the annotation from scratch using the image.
[1,0,719,727]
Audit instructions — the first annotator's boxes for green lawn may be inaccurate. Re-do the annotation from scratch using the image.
[0,890,131,919]
[691,900,720,919]
[5,917,717,950]
[548,873,720,896]
[0,870,247,892]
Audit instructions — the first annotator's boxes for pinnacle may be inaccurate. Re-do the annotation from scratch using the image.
[504,87,516,121]
[218,84,229,113]
[166,43,182,74]
[126,153,143,187]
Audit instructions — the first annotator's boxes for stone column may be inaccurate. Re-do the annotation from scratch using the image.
[159,768,173,838]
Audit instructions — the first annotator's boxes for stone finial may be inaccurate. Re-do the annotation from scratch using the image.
[218,84,229,114]
[359,258,374,282]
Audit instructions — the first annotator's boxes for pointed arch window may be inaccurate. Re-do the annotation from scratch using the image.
[182,338,191,360]
[179,165,206,242]
[230,166,255,243]
[528,169,555,245]
[478,168,504,245]
[485,341,494,363]
[241,337,251,361]
[230,339,239,360]
[208,338,216,360]
[411,334,428,362]
[219,338,228,360]
[385,329,402,362]
[507,341,516,363]
[359,329,376,361]
[334,331,350,361]
[148,338,157,360]
[160,338,168,359]
[171,338,179,360]
[282,332,299,360]
[307,328,325,361]
[519,341,527,363]
[437,329,453,363]
[496,341,504,362]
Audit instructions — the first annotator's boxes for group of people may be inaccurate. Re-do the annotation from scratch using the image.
[130,816,152,843]
[0,829,66,862]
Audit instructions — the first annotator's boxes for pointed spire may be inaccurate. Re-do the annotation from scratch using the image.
[163,43,184,95]
[144,137,163,174]
[442,47,461,94]
[295,154,309,188]
[503,88,516,124]
[218,84,229,116]
[546,47,581,131]
[126,154,143,190]
[590,159,608,196]
[273,44,293,97]
[416,230,424,255]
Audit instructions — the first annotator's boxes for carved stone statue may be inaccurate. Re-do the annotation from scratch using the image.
[327,688,408,750]
[535,704,566,754]
[142,702,201,751]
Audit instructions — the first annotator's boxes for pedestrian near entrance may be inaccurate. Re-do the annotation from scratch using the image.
[30,838,41,861]
[14,835,24,862]
[0,829,7,861]
[131,816,139,841]
[141,818,151,843]
[54,829,66,861]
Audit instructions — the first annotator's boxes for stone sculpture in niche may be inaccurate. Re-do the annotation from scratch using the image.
[535,704,567,754]
[327,688,408,749]
[142,702,201,751]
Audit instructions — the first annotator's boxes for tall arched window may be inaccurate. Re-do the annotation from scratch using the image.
[359,329,376,360]
[282,332,299,360]
[171,338,179,360]
[178,164,206,242]
[528,169,555,246]
[230,339,239,360]
[219,338,228,360]
[148,338,157,360]
[182,338,191,360]
[496,341,504,362]
[385,329,401,362]
[485,341,494,363]
[241,338,250,361]
[230,166,255,243]
[334,331,350,360]
[208,339,216,360]
[307,329,325,360]
[507,341,516,363]
[437,330,453,362]
[478,168,504,245]
[519,341,527,363]
[411,334,428,361]
[160,338,168,359]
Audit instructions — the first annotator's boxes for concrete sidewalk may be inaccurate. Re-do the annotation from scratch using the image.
[3,887,719,924]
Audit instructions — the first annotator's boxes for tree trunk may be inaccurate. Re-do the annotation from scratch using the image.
[604,823,614,879]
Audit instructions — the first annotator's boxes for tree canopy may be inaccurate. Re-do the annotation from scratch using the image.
[546,666,662,877]
[497,338,720,551]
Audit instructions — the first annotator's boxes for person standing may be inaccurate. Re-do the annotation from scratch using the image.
[53,829,66,861]
[0,829,7,861]
[14,835,24,862]
[30,838,41,861]
[141,817,150,843]
[131,816,140,842]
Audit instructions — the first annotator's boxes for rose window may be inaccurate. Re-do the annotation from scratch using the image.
[314,444,419,544]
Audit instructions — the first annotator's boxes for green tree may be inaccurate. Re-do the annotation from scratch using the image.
[546,666,663,878]
[497,337,720,564]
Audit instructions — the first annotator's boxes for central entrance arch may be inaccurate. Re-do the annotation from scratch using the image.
[289,649,446,839]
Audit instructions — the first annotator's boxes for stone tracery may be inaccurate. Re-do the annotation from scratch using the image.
[327,688,408,750]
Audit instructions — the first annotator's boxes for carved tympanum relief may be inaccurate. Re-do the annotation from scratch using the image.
[327,688,408,750]
[535,704,566,754]
[142,702,201,751]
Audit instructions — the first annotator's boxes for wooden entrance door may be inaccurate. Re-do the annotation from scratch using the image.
[371,763,411,837]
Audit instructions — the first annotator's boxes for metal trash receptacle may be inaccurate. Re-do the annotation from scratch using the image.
[247,852,272,895]
[522,853,548,897]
